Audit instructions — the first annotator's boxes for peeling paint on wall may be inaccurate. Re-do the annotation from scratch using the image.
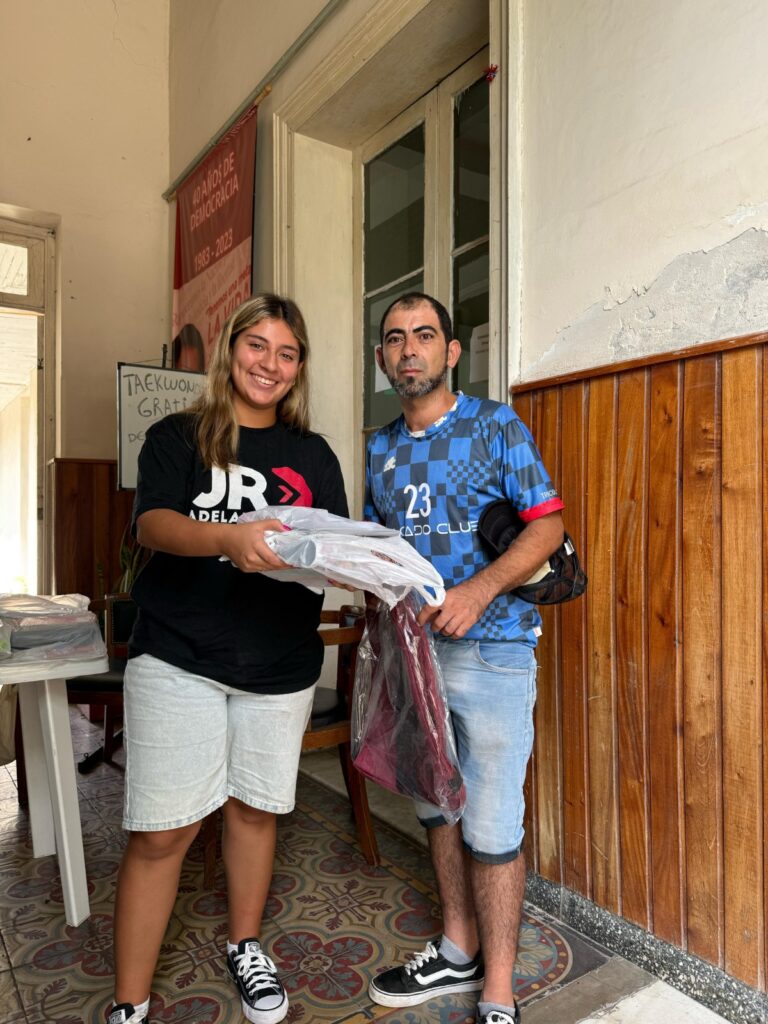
[524,228,768,380]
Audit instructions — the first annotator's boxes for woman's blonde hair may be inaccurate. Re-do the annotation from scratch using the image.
[192,293,311,469]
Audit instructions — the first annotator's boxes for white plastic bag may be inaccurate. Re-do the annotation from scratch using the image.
[236,508,446,608]
[0,593,90,617]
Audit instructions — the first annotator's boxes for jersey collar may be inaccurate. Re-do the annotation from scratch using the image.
[399,392,463,439]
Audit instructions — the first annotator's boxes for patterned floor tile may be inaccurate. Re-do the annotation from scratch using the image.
[0,967,25,1024]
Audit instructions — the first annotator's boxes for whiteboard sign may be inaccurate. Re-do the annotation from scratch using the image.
[117,363,205,489]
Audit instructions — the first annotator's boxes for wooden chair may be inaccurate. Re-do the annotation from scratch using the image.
[305,605,380,865]
[66,593,136,773]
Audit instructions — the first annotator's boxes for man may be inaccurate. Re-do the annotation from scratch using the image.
[364,293,564,1024]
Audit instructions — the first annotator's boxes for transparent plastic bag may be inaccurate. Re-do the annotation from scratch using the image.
[0,595,106,664]
[237,507,446,607]
[7,615,105,663]
[351,594,465,824]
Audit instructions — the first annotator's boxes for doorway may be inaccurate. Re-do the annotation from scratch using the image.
[0,222,55,593]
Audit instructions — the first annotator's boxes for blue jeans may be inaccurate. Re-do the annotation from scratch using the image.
[414,638,537,863]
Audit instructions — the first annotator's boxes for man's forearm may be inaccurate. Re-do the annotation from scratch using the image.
[466,511,565,607]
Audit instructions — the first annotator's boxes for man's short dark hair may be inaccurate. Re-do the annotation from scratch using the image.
[379,292,453,345]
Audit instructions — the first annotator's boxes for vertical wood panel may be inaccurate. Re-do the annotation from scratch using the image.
[92,462,113,597]
[513,392,533,434]
[615,369,650,926]
[682,355,723,966]
[50,459,133,598]
[647,362,685,946]
[763,350,768,992]
[721,347,763,985]
[586,376,619,911]
[560,382,590,894]
[515,391,537,866]
[534,387,563,882]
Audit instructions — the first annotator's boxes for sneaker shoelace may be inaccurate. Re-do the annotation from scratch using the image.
[233,947,282,1000]
[403,941,440,974]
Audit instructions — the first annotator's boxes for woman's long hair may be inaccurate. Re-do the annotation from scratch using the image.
[192,293,311,469]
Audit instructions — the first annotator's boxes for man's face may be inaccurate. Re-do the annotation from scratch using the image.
[377,301,460,399]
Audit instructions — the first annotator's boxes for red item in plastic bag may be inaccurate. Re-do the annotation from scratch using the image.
[351,594,465,824]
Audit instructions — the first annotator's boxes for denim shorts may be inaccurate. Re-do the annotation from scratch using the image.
[122,653,315,831]
[414,638,537,863]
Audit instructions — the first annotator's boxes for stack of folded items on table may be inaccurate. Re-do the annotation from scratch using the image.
[0,594,106,664]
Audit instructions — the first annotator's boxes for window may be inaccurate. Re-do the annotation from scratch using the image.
[359,52,491,429]
[0,241,29,296]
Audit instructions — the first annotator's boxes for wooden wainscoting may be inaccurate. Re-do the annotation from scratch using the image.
[512,331,767,990]
[48,458,135,599]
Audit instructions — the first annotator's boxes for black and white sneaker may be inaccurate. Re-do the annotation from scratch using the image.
[226,938,288,1024]
[107,1004,148,1024]
[477,1007,521,1024]
[369,939,484,1007]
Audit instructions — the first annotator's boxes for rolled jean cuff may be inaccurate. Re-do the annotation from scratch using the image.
[464,839,522,864]
[417,811,451,829]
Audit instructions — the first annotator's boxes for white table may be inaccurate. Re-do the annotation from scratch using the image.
[2,654,108,926]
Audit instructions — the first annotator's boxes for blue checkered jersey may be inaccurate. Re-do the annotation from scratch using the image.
[364,392,564,644]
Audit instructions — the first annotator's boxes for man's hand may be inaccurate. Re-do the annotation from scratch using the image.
[416,511,565,637]
[417,576,494,638]
[220,519,290,573]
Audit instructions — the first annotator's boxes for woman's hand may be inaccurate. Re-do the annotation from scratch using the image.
[220,519,290,573]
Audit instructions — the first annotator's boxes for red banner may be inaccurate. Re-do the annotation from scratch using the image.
[172,107,257,370]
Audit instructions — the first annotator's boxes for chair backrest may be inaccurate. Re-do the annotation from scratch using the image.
[105,592,138,659]
[88,592,137,661]
[318,605,365,711]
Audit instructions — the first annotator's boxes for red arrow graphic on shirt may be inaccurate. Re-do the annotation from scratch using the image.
[272,467,313,506]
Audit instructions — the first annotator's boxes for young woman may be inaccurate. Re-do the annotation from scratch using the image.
[109,295,348,1024]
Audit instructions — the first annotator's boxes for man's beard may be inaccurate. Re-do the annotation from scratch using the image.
[386,360,448,399]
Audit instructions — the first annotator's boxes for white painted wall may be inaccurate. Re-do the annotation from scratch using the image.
[0,0,170,457]
[291,135,355,504]
[169,0,330,179]
[519,0,768,380]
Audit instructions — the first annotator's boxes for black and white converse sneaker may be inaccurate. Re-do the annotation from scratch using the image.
[477,1007,521,1024]
[107,1004,148,1024]
[369,939,484,1007]
[226,938,288,1024]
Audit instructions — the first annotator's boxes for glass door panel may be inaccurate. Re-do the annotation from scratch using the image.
[454,77,490,250]
[452,242,489,398]
[363,272,424,427]
[451,75,490,399]
[363,123,426,427]
[364,126,425,292]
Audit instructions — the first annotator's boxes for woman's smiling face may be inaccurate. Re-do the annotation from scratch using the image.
[230,318,303,427]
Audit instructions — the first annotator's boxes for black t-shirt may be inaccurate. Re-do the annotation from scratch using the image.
[128,412,349,693]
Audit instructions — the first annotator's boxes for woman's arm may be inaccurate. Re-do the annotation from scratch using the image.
[136,509,288,573]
